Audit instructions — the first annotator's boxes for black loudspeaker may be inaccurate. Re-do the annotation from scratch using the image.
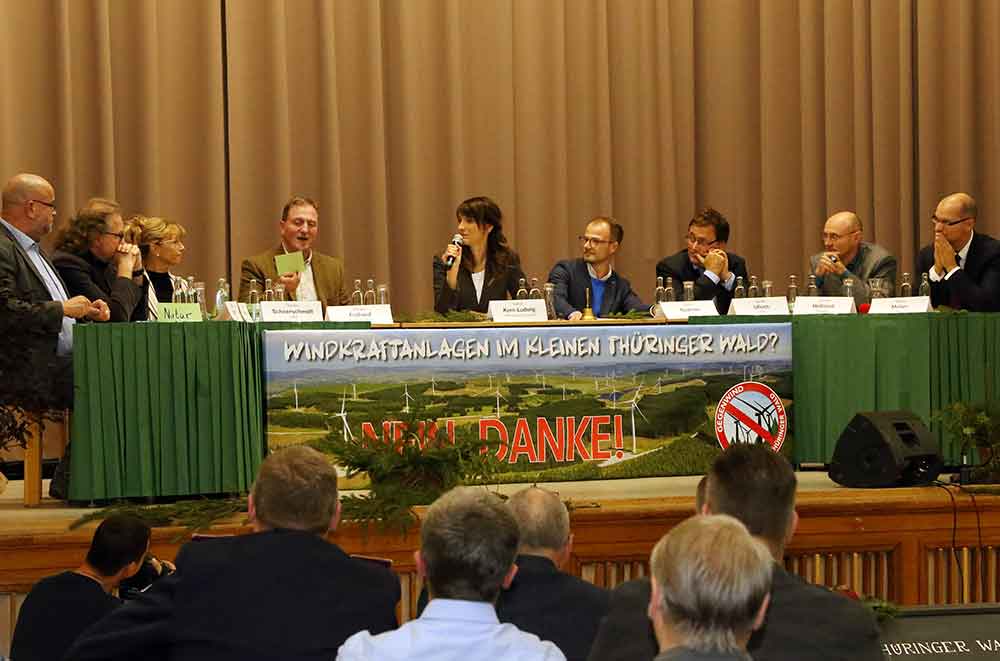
[828,411,943,488]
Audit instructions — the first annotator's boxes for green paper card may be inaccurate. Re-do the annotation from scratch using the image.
[274,251,306,275]
[156,303,203,322]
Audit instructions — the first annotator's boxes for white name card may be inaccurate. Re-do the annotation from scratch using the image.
[261,301,323,322]
[156,302,203,322]
[326,304,394,324]
[658,300,719,322]
[728,297,791,316]
[792,296,856,315]
[868,296,932,314]
[489,299,548,322]
[216,301,252,322]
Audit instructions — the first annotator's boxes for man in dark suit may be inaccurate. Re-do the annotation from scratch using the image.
[66,446,401,661]
[0,173,109,409]
[915,192,1000,312]
[499,487,610,661]
[587,445,882,661]
[238,196,350,310]
[549,217,650,319]
[655,208,749,314]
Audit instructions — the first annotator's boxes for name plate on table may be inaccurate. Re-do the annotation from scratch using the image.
[868,297,932,314]
[658,300,718,322]
[217,301,252,322]
[261,301,323,322]
[326,304,394,324]
[793,296,856,315]
[728,297,790,316]
[489,299,548,322]
[156,303,203,322]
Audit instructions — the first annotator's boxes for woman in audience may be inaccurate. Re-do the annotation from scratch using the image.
[53,198,148,322]
[433,196,526,314]
[124,215,190,318]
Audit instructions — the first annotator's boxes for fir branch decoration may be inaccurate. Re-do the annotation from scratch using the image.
[393,310,490,323]
[70,498,249,542]
[310,403,500,531]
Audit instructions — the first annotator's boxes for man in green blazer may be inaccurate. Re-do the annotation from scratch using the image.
[237,196,349,310]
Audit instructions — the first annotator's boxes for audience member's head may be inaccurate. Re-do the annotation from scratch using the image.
[418,486,520,604]
[86,514,152,581]
[694,475,708,512]
[648,514,773,656]
[703,445,797,558]
[507,487,572,566]
[56,198,124,261]
[249,446,340,535]
[1,173,57,241]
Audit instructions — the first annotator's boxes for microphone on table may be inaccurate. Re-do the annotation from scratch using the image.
[444,234,464,268]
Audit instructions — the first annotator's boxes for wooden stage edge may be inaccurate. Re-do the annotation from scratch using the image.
[2,472,1000,612]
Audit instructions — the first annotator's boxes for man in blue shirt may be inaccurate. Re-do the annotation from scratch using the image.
[339,486,565,661]
[549,217,649,320]
[0,173,109,408]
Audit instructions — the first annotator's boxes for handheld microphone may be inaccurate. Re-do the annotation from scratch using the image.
[444,234,463,268]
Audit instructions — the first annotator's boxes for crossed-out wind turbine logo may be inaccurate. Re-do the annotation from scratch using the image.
[714,381,787,451]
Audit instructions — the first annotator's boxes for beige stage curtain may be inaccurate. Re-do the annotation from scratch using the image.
[2,0,998,313]
[0,0,227,286]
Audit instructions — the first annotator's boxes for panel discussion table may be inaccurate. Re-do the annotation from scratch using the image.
[67,313,1000,501]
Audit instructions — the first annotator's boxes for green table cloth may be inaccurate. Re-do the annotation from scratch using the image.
[694,312,1000,464]
[69,321,366,500]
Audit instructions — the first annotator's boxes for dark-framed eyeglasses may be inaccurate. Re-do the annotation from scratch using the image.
[578,235,612,247]
[931,215,973,228]
[30,199,57,213]
[102,231,125,240]
[686,234,719,248]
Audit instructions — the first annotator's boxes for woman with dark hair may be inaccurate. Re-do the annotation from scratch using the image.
[432,196,526,313]
[53,198,148,322]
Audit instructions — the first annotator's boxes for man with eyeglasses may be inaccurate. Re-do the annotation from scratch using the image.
[0,173,109,409]
[655,207,748,314]
[809,211,896,306]
[548,217,650,320]
[916,192,1000,312]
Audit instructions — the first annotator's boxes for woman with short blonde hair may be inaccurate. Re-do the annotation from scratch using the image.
[124,215,189,319]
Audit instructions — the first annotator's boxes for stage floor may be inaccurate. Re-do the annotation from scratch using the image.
[0,471,844,535]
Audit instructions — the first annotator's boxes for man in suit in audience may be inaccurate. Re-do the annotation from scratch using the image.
[647,515,773,661]
[587,445,882,661]
[238,196,350,310]
[498,487,609,661]
[549,217,650,319]
[915,192,1000,311]
[810,211,897,305]
[655,208,749,314]
[339,486,565,661]
[11,515,151,661]
[67,446,401,661]
[0,173,109,409]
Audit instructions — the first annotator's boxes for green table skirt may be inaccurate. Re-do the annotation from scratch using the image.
[694,312,1000,463]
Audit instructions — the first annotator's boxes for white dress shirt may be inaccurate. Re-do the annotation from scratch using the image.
[337,598,566,661]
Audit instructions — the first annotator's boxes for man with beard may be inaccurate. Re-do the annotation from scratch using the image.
[549,217,650,319]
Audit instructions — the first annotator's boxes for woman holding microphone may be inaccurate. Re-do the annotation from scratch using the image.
[432,196,526,314]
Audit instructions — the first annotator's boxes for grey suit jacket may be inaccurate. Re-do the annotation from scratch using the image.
[809,242,897,306]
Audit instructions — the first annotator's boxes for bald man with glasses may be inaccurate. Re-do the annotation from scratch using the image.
[915,193,1000,312]
[809,211,896,306]
[0,173,109,408]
